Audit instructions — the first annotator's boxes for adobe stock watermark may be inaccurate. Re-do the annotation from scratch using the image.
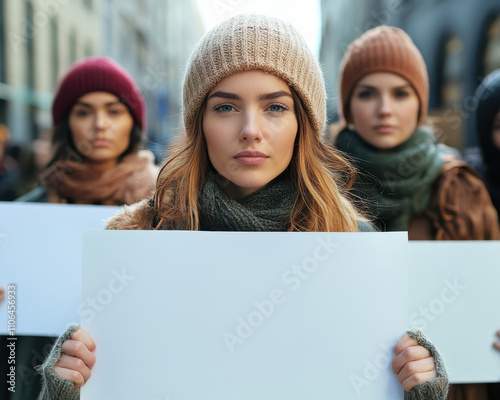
[9,0,72,52]
[348,277,466,396]
[77,268,135,323]
[339,0,412,53]
[211,0,244,22]
[410,278,466,330]
[222,236,340,354]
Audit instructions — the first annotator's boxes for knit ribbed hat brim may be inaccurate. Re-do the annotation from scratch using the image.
[182,14,326,137]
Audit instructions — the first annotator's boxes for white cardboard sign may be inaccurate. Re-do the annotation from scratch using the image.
[81,231,408,400]
[0,202,120,336]
[409,241,500,383]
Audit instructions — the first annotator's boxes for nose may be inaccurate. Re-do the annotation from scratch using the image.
[94,111,110,131]
[378,94,393,116]
[239,110,263,142]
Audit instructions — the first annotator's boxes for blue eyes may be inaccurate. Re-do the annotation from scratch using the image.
[213,104,289,113]
[216,104,234,113]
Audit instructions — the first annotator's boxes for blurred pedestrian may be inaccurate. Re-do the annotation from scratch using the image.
[334,26,500,240]
[468,68,500,223]
[7,56,158,400]
[37,15,448,400]
[16,56,158,205]
[0,124,20,201]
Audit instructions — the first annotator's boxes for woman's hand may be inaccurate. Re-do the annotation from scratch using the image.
[392,333,437,392]
[494,330,500,351]
[0,285,4,305]
[53,328,96,387]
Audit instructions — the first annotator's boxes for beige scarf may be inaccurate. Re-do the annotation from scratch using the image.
[41,150,158,205]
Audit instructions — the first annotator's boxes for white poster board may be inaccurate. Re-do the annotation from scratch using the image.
[82,231,408,400]
[409,241,500,383]
[0,202,120,336]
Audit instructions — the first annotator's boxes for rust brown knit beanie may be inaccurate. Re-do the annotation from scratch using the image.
[339,25,429,123]
[182,14,326,137]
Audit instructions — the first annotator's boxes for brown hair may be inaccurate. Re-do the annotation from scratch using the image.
[153,89,366,232]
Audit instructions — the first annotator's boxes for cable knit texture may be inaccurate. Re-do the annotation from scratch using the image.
[182,14,326,137]
[405,329,449,400]
[338,25,429,123]
[37,324,81,400]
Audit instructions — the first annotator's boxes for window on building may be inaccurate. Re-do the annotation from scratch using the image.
[0,0,5,84]
[50,17,59,88]
[440,36,463,108]
[69,30,77,65]
[483,16,500,76]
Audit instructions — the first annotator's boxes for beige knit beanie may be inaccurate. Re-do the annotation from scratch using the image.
[182,14,326,137]
[339,25,429,123]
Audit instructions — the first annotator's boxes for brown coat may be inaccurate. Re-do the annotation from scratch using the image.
[105,198,154,230]
[409,159,500,240]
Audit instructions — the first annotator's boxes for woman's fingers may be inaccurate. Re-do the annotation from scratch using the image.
[61,339,96,370]
[0,285,5,305]
[396,357,436,385]
[54,328,96,387]
[493,330,500,351]
[392,334,436,392]
[54,355,92,387]
[400,371,438,392]
[392,335,431,374]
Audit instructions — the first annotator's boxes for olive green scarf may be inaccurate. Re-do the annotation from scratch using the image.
[335,127,445,231]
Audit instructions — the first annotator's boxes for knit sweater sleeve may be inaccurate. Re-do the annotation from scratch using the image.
[37,324,81,400]
[404,329,449,400]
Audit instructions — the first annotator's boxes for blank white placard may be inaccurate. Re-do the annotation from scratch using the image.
[82,230,408,400]
[409,241,500,383]
[0,202,120,336]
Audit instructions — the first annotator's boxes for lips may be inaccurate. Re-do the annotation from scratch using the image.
[234,150,269,166]
[373,125,396,133]
[92,138,111,147]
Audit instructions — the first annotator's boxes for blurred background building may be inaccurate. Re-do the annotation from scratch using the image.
[320,0,500,149]
[0,0,203,154]
[2,0,500,197]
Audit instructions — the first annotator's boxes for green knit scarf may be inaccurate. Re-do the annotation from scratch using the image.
[335,126,445,231]
[198,172,295,231]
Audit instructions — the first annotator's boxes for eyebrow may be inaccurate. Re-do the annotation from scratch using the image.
[74,100,123,108]
[356,84,413,91]
[207,90,293,101]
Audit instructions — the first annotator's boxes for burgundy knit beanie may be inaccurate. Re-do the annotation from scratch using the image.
[339,25,429,123]
[51,56,146,131]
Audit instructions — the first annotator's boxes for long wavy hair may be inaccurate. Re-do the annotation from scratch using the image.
[153,87,367,231]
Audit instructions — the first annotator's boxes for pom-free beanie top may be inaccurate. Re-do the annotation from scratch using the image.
[182,14,326,137]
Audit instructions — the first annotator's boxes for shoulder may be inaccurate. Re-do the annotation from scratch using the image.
[15,185,48,202]
[356,220,378,232]
[105,198,155,230]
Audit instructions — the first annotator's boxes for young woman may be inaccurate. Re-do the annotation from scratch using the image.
[334,25,499,399]
[37,16,448,400]
[334,26,500,240]
[17,56,158,206]
[469,68,500,223]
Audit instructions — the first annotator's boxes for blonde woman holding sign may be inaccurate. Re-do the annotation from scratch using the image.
[37,15,448,400]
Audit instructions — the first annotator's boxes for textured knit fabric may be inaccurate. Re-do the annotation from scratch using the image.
[38,325,447,399]
[335,126,445,231]
[197,173,295,231]
[405,329,449,400]
[51,56,146,131]
[338,25,429,123]
[182,14,326,137]
[33,150,157,206]
[474,68,500,219]
[37,324,81,400]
